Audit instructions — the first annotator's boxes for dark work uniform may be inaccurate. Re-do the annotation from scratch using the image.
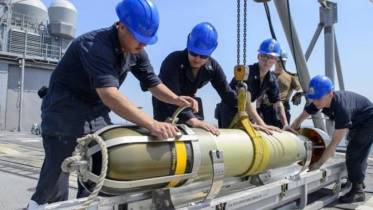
[305,91,373,184]
[215,63,280,128]
[32,24,160,204]
[258,97,284,128]
[152,49,236,123]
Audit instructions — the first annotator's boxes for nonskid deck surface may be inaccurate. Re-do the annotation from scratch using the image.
[0,131,372,210]
[0,131,77,210]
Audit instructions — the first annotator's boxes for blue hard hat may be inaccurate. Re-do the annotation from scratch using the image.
[187,22,218,56]
[258,38,281,57]
[306,75,334,100]
[116,0,159,45]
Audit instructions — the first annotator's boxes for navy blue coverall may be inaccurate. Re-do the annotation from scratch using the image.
[215,63,280,128]
[305,91,373,184]
[32,24,161,204]
[152,49,236,123]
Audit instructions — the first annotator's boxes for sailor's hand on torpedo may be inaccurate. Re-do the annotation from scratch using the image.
[283,125,300,135]
[253,124,281,135]
[186,118,220,136]
[266,125,282,133]
[253,125,272,135]
[149,121,180,139]
[175,96,199,113]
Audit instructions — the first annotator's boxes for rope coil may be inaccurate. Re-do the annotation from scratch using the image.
[61,134,108,210]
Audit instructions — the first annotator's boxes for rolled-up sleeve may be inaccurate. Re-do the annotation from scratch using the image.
[131,50,161,91]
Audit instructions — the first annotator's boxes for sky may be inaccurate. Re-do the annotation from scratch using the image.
[42,0,373,125]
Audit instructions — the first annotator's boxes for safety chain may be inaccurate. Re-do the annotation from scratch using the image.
[236,0,241,66]
[236,0,248,66]
[61,134,108,210]
[243,0,248,65]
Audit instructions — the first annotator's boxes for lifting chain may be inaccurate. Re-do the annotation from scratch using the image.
[236,0,248,66]
[233,0,270,176]
[236,0,240,65]
[243,0,248,65]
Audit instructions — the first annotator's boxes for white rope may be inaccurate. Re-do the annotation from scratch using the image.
[61,134,108,210]
[168,106,189,124]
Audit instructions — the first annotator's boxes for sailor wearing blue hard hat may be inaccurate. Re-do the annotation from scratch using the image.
[25,0,198,209]
[153,22,236,136]
[290,75,373,203]
[216,38,288,132]
[257,49,303,128]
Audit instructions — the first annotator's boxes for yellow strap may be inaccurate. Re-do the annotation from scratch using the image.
[229,87,249,128]
[230,86,270,175]
[241,118,270,175]
[168,141,187,187]
[237,87,247,112]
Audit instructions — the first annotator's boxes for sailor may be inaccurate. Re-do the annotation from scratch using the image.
[289,75,373,203]
[257,50,303,128]
[26,0,197,209]
[152,22,236,135]
[215,38,288,130]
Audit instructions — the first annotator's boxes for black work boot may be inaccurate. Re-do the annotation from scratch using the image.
[339,183,365,203]
[341,180,366,189]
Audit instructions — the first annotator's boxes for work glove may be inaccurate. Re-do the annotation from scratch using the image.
[291,92,303,106]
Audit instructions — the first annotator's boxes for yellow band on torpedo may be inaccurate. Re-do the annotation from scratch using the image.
[168,141,187,187]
